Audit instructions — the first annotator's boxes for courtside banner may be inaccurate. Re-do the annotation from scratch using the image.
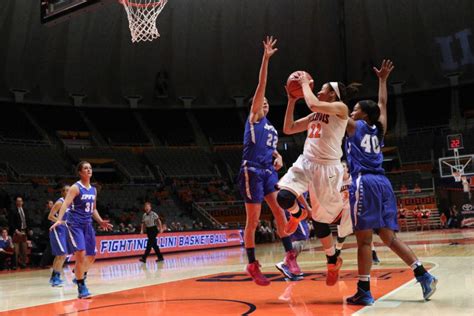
[68,229,243,262]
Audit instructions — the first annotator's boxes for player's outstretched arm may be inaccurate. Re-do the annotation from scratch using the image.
[48,200,63,222]
[249,36,278,123]
[283,86,311,135]
[50,185,78,231]
[373,59,394,134]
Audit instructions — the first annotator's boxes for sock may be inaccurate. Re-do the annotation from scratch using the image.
[76,279,85,286]
[358,275,370,292]
[372,250,378,259]
[325,247,337,264]
[246,248,256,264]
[84,271,88,277]
[411,260,427,277]
[51,271,56,278]
[281,237,293,252]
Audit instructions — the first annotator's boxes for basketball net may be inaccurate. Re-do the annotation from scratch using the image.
[119,0,168,43]
[453,171,462,182]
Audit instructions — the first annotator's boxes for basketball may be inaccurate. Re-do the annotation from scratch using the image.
[286,71,314,98]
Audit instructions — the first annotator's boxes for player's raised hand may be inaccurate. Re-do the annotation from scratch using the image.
[373,59,394,81]
[263,36,278,59]
[295,71,313,86]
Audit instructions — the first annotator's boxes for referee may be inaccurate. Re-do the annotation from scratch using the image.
[139,202,164,263]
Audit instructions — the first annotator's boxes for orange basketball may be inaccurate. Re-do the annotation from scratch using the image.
[286,71,314,98]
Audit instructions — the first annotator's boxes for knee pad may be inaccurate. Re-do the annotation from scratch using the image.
[277,189,297,210]
[314,221,331,239]
[336,236,346,244]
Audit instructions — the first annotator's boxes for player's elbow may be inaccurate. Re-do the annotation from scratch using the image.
[283,126,296,135]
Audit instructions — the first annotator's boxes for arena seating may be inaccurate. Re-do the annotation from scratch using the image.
[145,147,218,177]
[140,109,195,146]
[0,144,71,177]
[0,104,43,142]
[83,108,150,145]
[192,108,242,144]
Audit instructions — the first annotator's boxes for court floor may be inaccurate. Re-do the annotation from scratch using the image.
[0,229,473,315]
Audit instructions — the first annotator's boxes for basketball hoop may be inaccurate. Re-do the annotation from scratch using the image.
[119,0,168,43]
[453,171,462,182]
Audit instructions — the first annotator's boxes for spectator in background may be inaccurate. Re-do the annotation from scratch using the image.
[0,188,10,228]
[398,203,408,232]
[127,224,136,233]
[413,183,422,194]
[448,205,458,228]
[39,200,55,268]
[413,205,422,231]
[400,184,408,194]
[169,222,177,231]
[420,205,431,231]
[440,212,447,229]
[0,228,16,270]
[162,223,171,232]
[9,196,29,268]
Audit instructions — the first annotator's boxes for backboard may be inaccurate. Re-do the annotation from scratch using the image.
[40,0,107,24]
[438,154,474,178]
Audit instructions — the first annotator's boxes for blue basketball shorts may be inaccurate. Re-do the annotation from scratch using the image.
[238,163,278,203]
[49,224,72,256]
[66,221,97,256]
[350,173,399,232]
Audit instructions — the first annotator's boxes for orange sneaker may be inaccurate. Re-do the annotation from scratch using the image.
[246,261,271,286]
[326,256,343,286]
[284,209,308,235]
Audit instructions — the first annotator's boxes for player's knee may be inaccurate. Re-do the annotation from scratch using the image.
[381,234,397,247]
[245,220,259,232]
[337,236,346,243]
[314,221,331,239]
[277,189,297,210]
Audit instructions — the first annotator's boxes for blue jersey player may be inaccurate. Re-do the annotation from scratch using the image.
[239,36,300,286]
[47,185,72,287]
[345,60,437,305]
[50,161,113,299]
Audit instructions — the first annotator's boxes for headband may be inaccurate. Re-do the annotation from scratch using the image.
[329,82,341,100]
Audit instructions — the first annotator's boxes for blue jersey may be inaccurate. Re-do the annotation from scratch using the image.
[53,197,69,223]
[242,116,278,168]
[69,181,96,224]
[345,120,385,177]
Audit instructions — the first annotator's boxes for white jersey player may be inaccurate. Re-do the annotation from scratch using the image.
[276,76,360,286]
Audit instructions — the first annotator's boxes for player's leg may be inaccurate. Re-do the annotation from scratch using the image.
[277,156,310,235]
[266,190,299,279]
[310,163,345,286]
[347,229,375,305]
[377,228,437,299]
[371,241,380,264]
[335,236,346,257]
[239,165,270,286]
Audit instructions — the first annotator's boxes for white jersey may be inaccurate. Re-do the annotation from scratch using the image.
[303,112,348,162]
